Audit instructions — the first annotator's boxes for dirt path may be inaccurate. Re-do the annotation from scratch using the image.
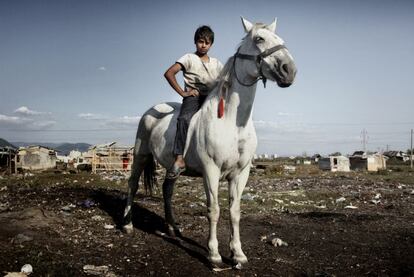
[0,172,413,276]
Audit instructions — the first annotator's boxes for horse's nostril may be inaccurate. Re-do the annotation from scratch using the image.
[282,64,289,75]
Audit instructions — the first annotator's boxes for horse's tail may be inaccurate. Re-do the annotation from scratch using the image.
[143,153,157,195]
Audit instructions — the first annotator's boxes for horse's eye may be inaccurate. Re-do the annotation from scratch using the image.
[255,36,264,43]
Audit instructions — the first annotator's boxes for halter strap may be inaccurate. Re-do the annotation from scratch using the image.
[233,44,287,87]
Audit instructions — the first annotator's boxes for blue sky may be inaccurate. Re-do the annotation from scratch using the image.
[1,0,413,156]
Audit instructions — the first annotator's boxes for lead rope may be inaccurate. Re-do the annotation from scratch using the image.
[218,84,227,118]
[200,58,225,118]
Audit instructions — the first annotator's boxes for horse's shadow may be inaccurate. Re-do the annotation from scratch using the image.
[91,189,231,268]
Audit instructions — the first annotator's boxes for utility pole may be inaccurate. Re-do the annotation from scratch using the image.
[361,129,368,152]
[411,129,413,169]
[8,148,11,175]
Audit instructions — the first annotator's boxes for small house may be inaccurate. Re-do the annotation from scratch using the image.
[16,145,57,171]
[350,153,386,172]
[383,151,409,162]
[318,156,350,172]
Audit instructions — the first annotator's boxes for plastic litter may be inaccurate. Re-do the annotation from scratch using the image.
[21,264,33,275]
[335,197,346,203]
[271,238,288,247]
[104,224,115,230]
[83,264,109,275]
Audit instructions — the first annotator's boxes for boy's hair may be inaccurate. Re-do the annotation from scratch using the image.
[194,25,214,44]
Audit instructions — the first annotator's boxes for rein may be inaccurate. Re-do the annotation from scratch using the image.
[233,44,287,87]
[218,43,287,119]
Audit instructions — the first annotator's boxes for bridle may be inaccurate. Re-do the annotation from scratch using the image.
[233,44,287,87]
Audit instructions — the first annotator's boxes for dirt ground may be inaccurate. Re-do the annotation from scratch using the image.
[0,165,413,276]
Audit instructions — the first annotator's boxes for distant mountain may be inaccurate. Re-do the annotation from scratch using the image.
[55,143,91,155]
[12,142,92,155]
[0,138,16,149]
[13,142,60,149]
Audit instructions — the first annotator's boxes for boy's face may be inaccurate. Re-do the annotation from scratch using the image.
[195,37,212,55]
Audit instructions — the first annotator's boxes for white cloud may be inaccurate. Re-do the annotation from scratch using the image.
[78,113,107,120]
[14,106,49,116]
[98,66,107,71]
[77,113,141,127]
[106,116,141,126]
[0,114,32,125]
[0,113,55,130]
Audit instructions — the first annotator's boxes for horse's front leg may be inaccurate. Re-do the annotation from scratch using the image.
[228,165,250,265]
[203,165,222,265]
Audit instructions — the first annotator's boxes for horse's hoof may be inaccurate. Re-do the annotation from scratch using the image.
[165,224,182,239]
[208,254,223,267]
[122,224,134,234]
[232,253,248,265]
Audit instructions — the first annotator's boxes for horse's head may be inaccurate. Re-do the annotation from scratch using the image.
[235,17,297,88]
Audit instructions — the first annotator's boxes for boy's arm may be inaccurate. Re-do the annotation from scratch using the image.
[164,63,199,97]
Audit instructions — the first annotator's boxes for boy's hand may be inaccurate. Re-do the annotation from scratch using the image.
[182,89,199,97]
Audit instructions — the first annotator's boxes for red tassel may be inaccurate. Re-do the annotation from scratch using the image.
[218,97,224,118]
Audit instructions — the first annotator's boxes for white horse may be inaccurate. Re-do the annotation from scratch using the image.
[123,17,297,266]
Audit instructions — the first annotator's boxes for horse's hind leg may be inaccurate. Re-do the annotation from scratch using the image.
[162,177,181,237]
[122,154,148,234]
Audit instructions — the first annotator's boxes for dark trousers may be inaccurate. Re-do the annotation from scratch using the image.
[173,95,207,155]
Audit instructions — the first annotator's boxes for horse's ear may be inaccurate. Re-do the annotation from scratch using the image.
[267,18,277,33]
[241,17,253,33]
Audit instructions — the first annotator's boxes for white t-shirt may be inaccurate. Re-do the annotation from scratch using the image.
[176,53,223,96]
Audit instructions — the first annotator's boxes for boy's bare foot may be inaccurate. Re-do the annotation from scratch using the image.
[166,155,186,179]
[174,155,186,168]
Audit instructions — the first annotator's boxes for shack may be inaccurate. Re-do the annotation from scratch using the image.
[88,142,134,173]
[350,154,386,172]
[16,145,58,171]
[383,151,409,162]
[318,156,350,172]
[0,147,17,174]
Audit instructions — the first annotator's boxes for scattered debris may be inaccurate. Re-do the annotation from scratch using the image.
[274,199,284,204]
[80,199,95,208]
[3,264,33,277]
[0,202,10,212]
[3,272,27,277]
[212,266,232,272]
[104,224,115,230]
[21,264,33,275]
[283,165,296,173]
[233,263,243,270]
[271,238,288,247]
[370,200,381,205]
[336,197,346,203]
[344,204,358,209]
[241,193,257,201]
[92,215,104,221]
[61,204,76,212]
[12,234,33,244]
[83,264,109,275]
